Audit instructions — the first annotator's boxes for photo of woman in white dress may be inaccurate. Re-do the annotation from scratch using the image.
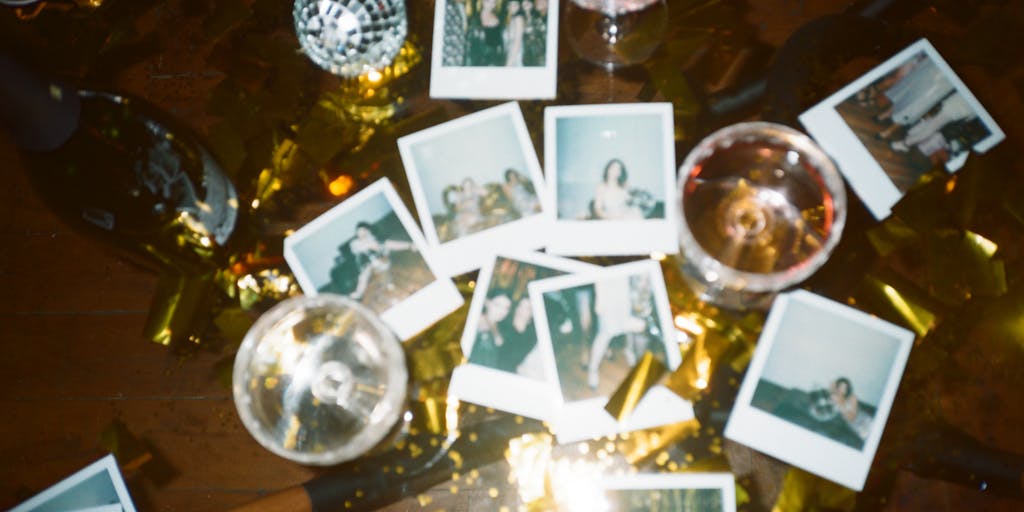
[592,158,645,220]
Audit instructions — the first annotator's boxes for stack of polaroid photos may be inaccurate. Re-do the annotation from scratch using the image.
[282,35,1000,496]
[285,100,689,439]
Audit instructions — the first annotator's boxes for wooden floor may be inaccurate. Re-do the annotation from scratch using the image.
[4,1,1024,511]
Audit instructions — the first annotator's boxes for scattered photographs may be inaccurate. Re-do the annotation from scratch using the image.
[430,0,560,99]
[600,473,737,512]
[544,103,679,256]
[724,289,914,490]
[530,260,693,443]
[284,179,464,340]
[399,102,550,276]
[10,454,136,512]
[800,38,1004,219]
[448,251,598,420]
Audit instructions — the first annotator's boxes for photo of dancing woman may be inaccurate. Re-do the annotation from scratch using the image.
[318,213,433,314]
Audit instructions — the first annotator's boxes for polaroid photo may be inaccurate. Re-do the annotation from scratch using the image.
[724,289,914,491]
[544,103,679,256]
[398,102,551,277]
[529,259,693,443]
[449,251,598,420]
[11,454,136,512]
[429,0,559,99]
[284,178,464,340]
[600,473,737,512]
[800,38,1004,220]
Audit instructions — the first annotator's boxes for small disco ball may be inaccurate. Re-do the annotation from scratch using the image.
[293,0,407,78]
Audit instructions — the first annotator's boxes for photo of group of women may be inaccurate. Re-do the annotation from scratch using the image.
[836,50,994,192]
[801,39,1003,220]
[399,102,550,277]
[449,252,596,421]
[441,0,550,68]
[725,290,914,491]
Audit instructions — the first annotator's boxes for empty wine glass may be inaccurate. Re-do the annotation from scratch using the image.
[564,0,668,70]
[232,294,408,465]
[676,122,847,310]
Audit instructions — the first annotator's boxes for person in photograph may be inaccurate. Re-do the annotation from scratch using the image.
[873,54,955,140]
[889,92,976,154]
[442,0,468,66]
[592,158,644,220]
[502,168,540,216]
[521,0,546,66]
[345,221,419,301]
[830,377,872,440]
[465,0,505,66]
[586,275,651,390]
[503,0,526,67]
[468,293,513,369]
[468,293,538,373]
[449,177,488,237]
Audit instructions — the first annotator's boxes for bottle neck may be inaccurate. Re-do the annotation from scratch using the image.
[0,51,80,152]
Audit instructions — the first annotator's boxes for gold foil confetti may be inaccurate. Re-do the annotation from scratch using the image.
[604,351,668,422]
[618,419,701,466]
[772,467,856,512]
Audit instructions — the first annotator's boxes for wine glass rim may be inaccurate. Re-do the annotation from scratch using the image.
[232,293,408,466]
[676,121,848,293]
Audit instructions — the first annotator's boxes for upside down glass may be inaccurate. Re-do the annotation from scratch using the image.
[564,0,668,70]
[232,294,408,465]
[676,122,847,310]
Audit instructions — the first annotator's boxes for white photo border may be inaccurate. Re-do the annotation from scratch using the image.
[283,178,464,340]
[429,0,559,99]
[10,454,136,512]
[544,103,679,256]
[724,289,914,491]
[398,102,552,277]
[529,259,693,444]
[448,251,599,421]
[800,38,1004,220]
[600,472,737,512]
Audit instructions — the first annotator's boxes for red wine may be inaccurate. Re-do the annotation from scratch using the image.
[0,52,238,274]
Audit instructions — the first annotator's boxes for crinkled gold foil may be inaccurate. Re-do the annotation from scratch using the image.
[618,419,702,466]
[772,467,856,512]
[925,230,1006,302]
[604,351,668,422]
[666,328,733,401]
[505,433,555,509]
[143,271,216,347]
[855,273,939,338]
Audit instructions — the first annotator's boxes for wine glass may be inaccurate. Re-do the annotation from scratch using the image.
[676,122,847,310]
[564,0,668,70]
[232,293,408,465]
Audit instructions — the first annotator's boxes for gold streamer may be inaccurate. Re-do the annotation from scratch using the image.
[618,419,702,466]
[604,351,668,422]
[772,467,856,512]
[855,272,939,338]
[666,327,734,401]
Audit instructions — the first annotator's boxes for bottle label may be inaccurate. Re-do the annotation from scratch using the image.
[136,119,238,246]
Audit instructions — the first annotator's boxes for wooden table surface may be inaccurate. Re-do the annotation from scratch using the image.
[3,1,1024,510]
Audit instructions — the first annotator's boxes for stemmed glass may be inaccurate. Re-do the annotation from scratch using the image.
[564,0,668,70]
[676,122,847,310]
[232,294,408,465]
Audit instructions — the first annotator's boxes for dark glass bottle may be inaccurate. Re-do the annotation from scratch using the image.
[0,51,238,275]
